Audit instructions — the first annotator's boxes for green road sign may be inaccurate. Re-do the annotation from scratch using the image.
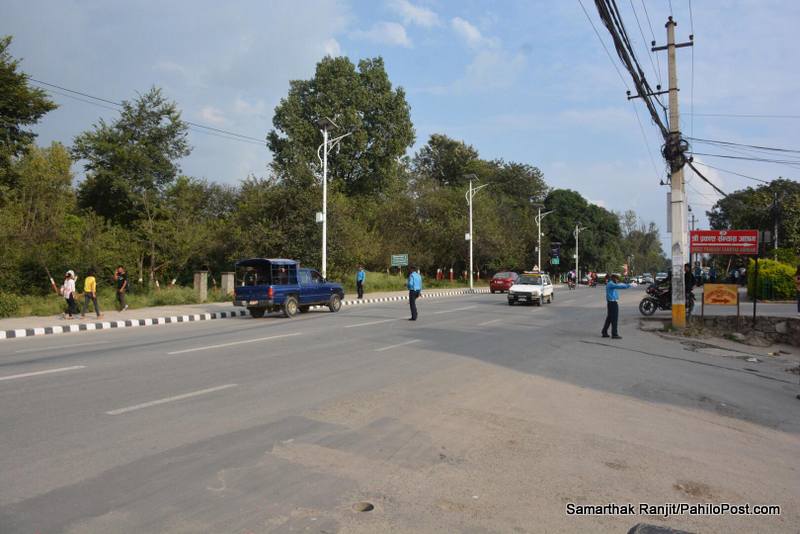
[550,257,560,265]
[391,254,409,267]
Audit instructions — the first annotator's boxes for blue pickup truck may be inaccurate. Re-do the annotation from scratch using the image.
[233,258,345,318]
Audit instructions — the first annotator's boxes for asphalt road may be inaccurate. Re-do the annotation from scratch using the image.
[1,287,798,533]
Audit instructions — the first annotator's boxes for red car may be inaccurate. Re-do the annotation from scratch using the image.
[490,271,519,293]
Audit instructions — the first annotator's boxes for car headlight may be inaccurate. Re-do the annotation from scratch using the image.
[509,290,516,295]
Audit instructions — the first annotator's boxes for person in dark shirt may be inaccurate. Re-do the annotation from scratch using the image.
[114,265,129,311]
[684,263,695,296]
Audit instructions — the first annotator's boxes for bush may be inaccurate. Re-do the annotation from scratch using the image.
[747,258,796,300]
[0,292,22,318]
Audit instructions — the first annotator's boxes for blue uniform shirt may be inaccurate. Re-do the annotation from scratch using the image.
[357,269,365,282]
[407,272,422,291]
[605,281,630,301]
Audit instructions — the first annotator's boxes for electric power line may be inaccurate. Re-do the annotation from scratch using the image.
[28,77,266,145]
[687,136,800,155]
[577,0,630,88]
[689,151,800,169]
[690,160,770,184]
[687,112,800,119]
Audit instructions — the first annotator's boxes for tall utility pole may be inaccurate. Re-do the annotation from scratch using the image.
[464,175,489,290]
[316,117,352,279]
[653,17,693,328]
[574,224,588,283]
[533,204,555,271]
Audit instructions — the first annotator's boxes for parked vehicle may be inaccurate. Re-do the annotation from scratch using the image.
[508,272,554,306]
[638,282,694,317]
[490,271,519,293]
[233,258,345,318]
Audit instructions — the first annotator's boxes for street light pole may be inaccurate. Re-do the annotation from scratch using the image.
[533,205,555,271]
[574,224,588,283]
[316,117,352,279]
[464,175,488,291]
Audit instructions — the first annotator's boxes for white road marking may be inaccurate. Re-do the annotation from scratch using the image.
[0,365,86,382]
[477,318,502,327]
[375,339,420,352]
[167,332,300,355]
[15,341,109,354]
[344,319,395,328]
[106,384,238,415]
[432,306,476,315]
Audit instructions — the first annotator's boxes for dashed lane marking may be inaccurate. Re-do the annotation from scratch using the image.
[0,365,86,382]
[106,384,238,415]
[344,319,396,328]
[167,333,300,355]
[374,339,420,352]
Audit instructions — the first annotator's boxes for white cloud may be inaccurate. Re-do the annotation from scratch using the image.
[388,0,439,27]
[451,17,497,49]
[233,97,266,116]
[352,21,412,47]
[323,37,341,56]
[199,106,227,126]
[463,50,526,90]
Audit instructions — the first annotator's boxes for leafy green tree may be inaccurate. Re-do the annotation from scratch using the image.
[707,178,800,255]
[412,134,480,187]
[0,142,74,292]
[0,36,57,189]
[268,56,414,196]
[73,87,191,283]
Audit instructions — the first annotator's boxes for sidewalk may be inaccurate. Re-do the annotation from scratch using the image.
[0,288,489,340]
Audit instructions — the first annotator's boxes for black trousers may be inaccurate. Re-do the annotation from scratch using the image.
[82,293,100,316]
[409,290,420,319]
[602,301,619,336]
[64,295,77,316]
[357,281,364,299]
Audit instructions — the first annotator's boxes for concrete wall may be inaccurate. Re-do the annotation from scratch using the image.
[690,315,800,346]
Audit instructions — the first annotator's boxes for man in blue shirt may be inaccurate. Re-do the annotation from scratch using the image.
[356,265,366,299]
[407,266,422,321]
[602,274,631,339]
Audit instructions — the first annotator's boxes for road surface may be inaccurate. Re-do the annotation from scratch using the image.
[1,287,798,533]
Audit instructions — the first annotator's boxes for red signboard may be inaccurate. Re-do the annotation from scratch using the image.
[690,230,759,255]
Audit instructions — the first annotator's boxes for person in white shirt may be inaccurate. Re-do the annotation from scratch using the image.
[61,270,77,319]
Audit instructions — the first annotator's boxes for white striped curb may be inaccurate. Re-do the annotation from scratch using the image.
[0,288,489,340]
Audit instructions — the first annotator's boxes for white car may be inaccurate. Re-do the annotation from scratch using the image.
[508,273,554,306]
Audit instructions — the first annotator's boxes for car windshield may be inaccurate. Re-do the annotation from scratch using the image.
[493,272,513,279]
[518,275,542,285]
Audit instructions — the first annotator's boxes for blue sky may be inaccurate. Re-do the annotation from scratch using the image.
[3,0,799,248]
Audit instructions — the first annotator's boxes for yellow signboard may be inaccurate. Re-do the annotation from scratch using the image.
[703,284,739,306]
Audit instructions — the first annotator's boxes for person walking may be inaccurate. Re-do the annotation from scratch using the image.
[407,266,422,321]
[60,270,78,319]
[114,265,129,311]
[795,265,800,315]
[602,273,630,339]
[356,265,365,299]
[81,267,102,319]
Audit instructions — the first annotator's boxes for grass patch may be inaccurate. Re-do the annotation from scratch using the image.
[9,286,231,318]
[336,271,487,294]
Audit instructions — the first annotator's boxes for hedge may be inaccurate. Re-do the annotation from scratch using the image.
[747,258,796,300]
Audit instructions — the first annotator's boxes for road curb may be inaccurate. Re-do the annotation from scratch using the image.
[0,288,489,341]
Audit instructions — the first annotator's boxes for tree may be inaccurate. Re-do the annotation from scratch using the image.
[412,134,480,187]
[708,178,800,255]
[73,87,191,283]
[0,36,57,189]
[268,56,414,196]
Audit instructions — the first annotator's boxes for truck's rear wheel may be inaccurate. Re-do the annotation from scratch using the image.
[283,296,299,318]
[249,307,265,318]
[328,294,342,312]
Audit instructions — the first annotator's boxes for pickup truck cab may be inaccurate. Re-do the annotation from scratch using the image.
[233,258,345,318]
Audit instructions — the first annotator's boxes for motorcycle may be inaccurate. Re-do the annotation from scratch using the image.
[639,283,694,317]
[567,279,576,290]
